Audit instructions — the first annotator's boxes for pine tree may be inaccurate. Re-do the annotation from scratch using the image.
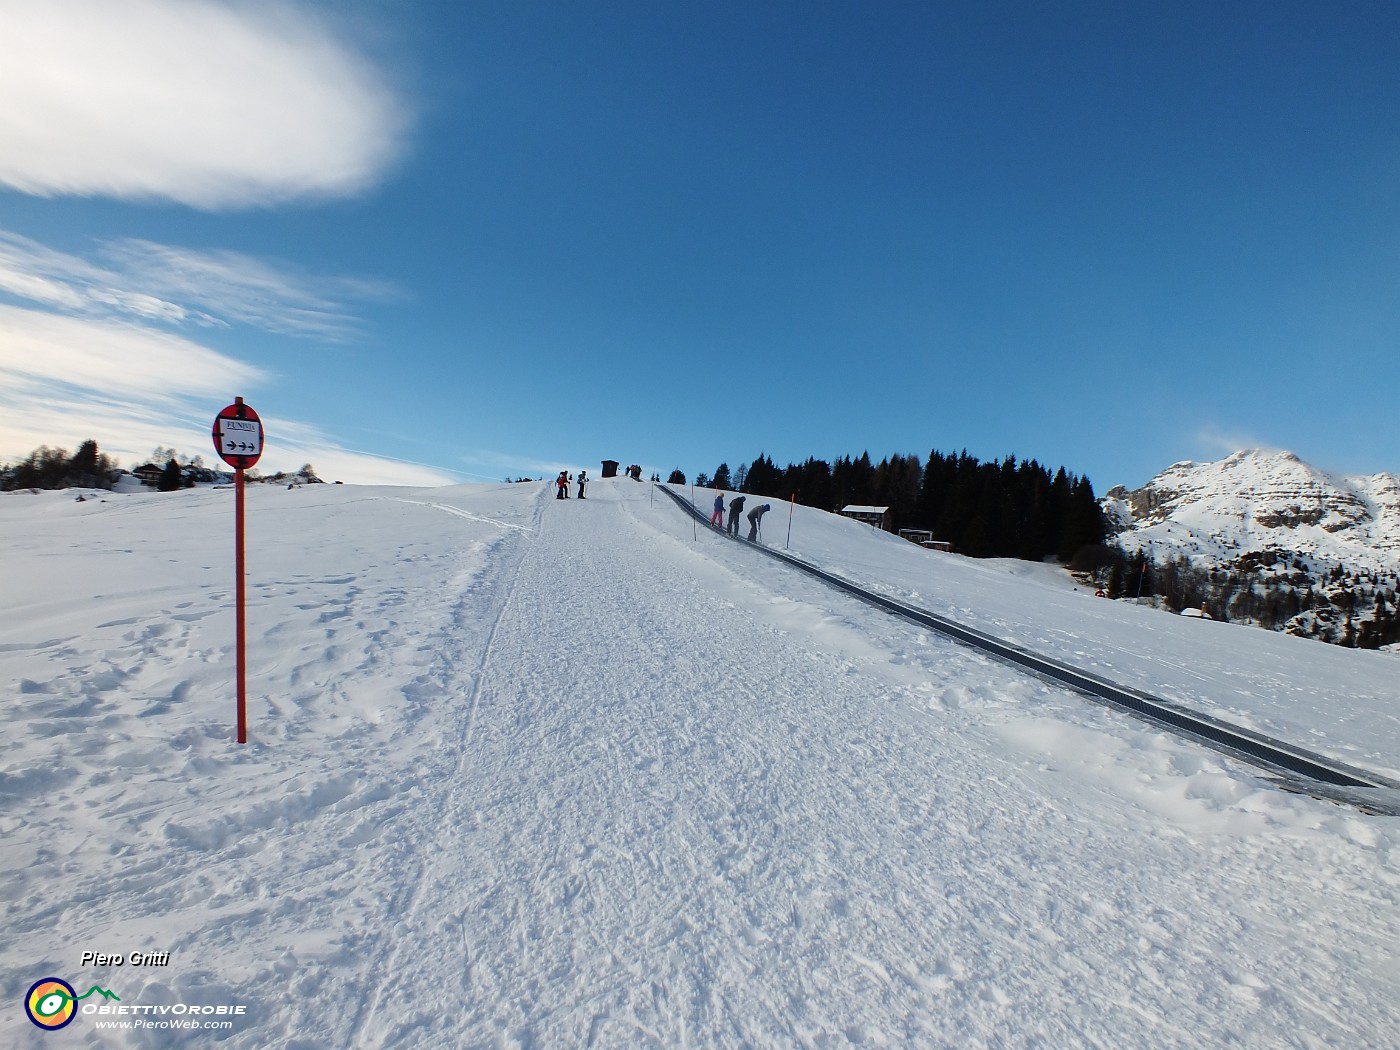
[743,453,781,496]
[793,457,833,511]
[158,458,183,492]
[1058,475,1105,562]
[874,453,922,534]
[1016,459,1049,560]
[70,440,100,482]
[913,449,947,534]
[828,452,876,510]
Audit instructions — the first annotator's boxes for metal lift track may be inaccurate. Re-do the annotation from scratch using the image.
[659,486,1400,816]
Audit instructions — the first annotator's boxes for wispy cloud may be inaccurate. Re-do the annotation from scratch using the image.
[0,241,446,485]
[0,0,409,209]
[1192,424,1280,461]
[2,388,227,470]
[458,448,581,481]
[0,230,395,340]
[0,304,252,464]
[0,233,127,313]
[270,419,463,486]
[0,303,260,399]
[97,238,398,341]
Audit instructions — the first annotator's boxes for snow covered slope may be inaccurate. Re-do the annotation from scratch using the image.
[1104,448,1400,572]
[3,478,1399,1048]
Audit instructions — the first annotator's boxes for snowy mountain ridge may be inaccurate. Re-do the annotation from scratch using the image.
[1104,448,1400,574]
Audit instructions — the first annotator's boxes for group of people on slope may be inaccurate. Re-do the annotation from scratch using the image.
[556,470,587,499]
[711,492,772,541]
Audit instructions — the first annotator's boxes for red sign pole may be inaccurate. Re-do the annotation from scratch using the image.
[235,465,247,744]
[213,397,264,745]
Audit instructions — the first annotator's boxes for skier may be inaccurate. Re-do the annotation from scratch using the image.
[726,494,746,536]
[746,503,772,541]
[710,492,725,527]
[577,470,588,499]
[556,471,568,499]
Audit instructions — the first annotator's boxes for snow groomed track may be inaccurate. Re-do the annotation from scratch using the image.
[659,485,1400,815]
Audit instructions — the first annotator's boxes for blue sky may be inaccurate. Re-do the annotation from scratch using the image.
[1,0,1396,490]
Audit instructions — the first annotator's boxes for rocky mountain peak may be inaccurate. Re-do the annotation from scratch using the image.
[1105,449,1400,573]
[1099,450,1400,648]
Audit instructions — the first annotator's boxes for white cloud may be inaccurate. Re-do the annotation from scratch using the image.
[0,233,114,311]
[0,231,443,485]
[98,239,395,340]
[1,386,460,486]
[0,0,408,208]
[265,419,462,486]
[0,389,214,469]
[0,303,260,399]
[0,304,455,485]
[459,448,576,481]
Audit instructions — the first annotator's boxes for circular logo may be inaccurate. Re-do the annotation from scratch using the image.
[25,977,77,1030]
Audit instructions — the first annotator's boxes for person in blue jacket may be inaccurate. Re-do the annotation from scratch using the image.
[711,492,725,527]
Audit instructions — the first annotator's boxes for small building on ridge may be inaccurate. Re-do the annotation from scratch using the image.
[840,505,891,531]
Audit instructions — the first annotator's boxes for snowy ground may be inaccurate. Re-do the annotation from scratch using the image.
[714,485,1400,781]
[3,477,1398,1048]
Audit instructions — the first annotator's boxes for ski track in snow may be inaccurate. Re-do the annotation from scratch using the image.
[2,479,1398,1048]
[348,493,542,1045]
